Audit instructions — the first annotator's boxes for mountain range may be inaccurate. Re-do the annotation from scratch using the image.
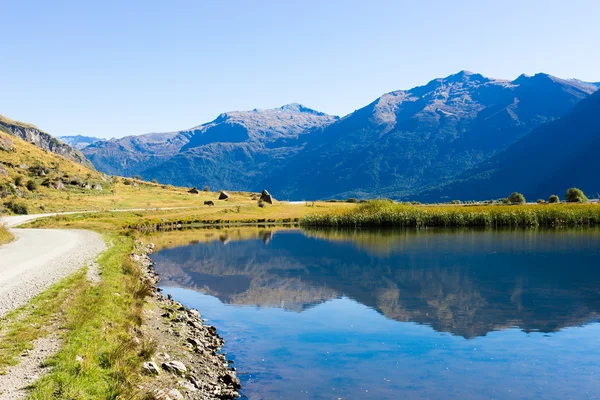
[78,71,599,200]
[3,71,599,201]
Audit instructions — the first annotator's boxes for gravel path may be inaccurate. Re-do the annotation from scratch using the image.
[0,214,107,317]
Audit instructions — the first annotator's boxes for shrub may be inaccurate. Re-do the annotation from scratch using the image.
[123,179,133,186]
[258,199,266,208]
[14,176,24,186]
[549,195,559,203]
[151,179,158,184]
[508,192,526,204]
[203,186,210,192]
[565,188,588,203]
[26,180,38,191]
[134,175,141,180]
[4,200,28,215]
[346,198,358,203]
[536,199,546,204]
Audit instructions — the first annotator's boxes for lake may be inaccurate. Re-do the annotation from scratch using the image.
[151,228,600,399]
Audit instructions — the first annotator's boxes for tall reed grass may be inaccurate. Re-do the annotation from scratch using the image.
[301,199,600,228]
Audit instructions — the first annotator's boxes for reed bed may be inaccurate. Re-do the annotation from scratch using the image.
[300,199,600,228]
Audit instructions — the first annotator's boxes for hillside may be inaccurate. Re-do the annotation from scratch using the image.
[82,103,338,189]
[418,88,600,201]
[262,72,598,199]
[0,114,93,168]
[80,72,597,200]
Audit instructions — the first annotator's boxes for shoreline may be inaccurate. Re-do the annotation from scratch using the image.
[134,240,241,399]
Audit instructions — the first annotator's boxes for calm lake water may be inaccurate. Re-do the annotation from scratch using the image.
[151,228,600,399]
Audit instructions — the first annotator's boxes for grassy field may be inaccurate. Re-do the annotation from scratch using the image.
[301,199,600,228]
[24,201,355,232]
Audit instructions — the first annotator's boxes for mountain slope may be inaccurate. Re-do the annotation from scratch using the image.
[260,72,597,199]
[0,115,93,169]
[418,88,600,201]
[83,104,338,188]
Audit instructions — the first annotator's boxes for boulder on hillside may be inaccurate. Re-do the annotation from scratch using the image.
[260,189,274,204]
[0,165,7,177]
[188,187,200,194]
[93,184,102,191]
[0,136,14,152]
[218,191,230,200]
[52,180,66,190]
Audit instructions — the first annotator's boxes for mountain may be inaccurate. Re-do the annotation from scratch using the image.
[261,72,598,199]
[418,88,600,201]
[59,135,102,150]
[83,103,338,188]
[0,114,93,169]
[81,72,598,199]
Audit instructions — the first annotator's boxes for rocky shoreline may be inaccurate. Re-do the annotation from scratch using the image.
[133,241,241,399]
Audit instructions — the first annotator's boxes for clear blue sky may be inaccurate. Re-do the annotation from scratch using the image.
[2,0,599,138]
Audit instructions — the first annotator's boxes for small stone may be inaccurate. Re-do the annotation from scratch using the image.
[162,360,187,376]
[167,389,184,400]
[178,380,197,391]
[142,361,160,375]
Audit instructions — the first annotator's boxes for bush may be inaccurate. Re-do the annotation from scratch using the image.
[549,195,559,203]
[203,186,210,192]
[134,175,141,180]
[4,200,29,215]
[536,199,546,204]
[26,180,38,191]
[14,176,24,186]
[151,179,158,184]
[346,198,358,203]
[258,199,266,208]
[565,188,588,203]
[508,192,526,204]
[123,179,133,186]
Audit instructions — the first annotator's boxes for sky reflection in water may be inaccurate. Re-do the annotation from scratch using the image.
[152,228,600,399]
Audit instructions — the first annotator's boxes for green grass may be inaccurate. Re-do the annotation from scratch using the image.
[301,199,600,228]
[0,271,87,370]
[26,235,153,399]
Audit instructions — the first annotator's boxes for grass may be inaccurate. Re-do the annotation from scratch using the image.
[0,270,87,371]
[23,201,354,233]
[24,235,153,399]
[301,199,600,228]
[0,224,13,245]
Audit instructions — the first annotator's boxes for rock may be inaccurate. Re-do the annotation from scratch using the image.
[162,360,187,375]
[219,371,241,389]
[188,309,201,319]
[75,355,84,363]
[51,180,66,190]
[204,200,215,206]
[0,136,14,152]
[178,380,197,391]
[186,337,201,348]
[93,184,103,191]
[218,191,230,200]
[188,187,200,194]
[143,361,161,375]
[0,165,7,177]
[82,183,91,190]
[260,189,274,204]
[167,389,184,400]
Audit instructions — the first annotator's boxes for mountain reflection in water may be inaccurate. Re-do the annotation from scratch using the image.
[151,228,600,338]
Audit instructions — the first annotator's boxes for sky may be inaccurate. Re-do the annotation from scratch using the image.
[1,0,599,138]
